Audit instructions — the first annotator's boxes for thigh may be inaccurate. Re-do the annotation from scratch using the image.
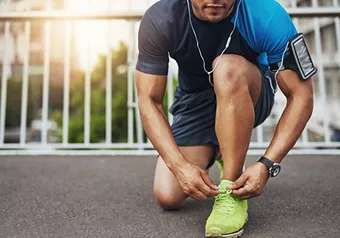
[169,88,219,147]
[153,145,216,204]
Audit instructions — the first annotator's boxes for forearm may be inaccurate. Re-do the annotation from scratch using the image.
[264,95,313,163]
[138,98,186,170]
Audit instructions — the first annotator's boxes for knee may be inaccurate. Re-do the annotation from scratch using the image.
[212,55,249,97]
[153,188,184,211]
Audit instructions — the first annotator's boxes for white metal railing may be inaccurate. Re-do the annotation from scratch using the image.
[0,0,340,156]
[0,7,340,21]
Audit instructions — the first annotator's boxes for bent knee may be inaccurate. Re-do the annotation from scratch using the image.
[212,55,246,74]
[153,188,185,211]
[212,55,250,96]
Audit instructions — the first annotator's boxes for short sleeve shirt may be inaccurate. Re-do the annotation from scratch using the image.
[136,0,297,96]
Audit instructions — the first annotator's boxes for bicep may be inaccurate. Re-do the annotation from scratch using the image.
[276,70,313,100]
[262,5,312,98]
[135,70,167,104]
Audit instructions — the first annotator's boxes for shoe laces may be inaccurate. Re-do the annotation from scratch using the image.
[214,186,239,214]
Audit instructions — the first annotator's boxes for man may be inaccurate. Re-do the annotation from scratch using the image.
[135,0,314,237]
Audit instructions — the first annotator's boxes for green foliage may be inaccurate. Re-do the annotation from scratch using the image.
[1,41,179,145]
[52,41,129,143]
[0,77,34,128]
[0,41,179,144]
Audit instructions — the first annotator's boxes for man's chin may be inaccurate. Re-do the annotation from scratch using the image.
[205,15,225,23]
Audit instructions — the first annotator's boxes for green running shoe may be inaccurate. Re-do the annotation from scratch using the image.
[205,180,248,238]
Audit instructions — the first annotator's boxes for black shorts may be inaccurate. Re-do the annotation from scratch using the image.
[169,68,277,167]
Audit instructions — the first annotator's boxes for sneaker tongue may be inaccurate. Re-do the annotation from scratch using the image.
[219,180,233,192]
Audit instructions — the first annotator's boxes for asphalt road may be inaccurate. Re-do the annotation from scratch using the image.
[0,155,339,238]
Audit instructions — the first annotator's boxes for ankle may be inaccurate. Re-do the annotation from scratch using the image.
[222,172,242,182]
[222,164,243,179]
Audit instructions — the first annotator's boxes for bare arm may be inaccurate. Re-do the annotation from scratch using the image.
[135,70,219,200]
[230,70,313,198]
[264,70,314,163]
[135,8,217,199]
[135,70,186,171]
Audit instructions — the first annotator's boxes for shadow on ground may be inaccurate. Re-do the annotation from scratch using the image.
[0,155,339,238]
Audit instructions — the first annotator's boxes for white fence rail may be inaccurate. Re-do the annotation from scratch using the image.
[0,1,340,155]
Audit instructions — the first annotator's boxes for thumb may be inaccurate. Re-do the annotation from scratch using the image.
[228,173,249,190]
[201,170,219,190]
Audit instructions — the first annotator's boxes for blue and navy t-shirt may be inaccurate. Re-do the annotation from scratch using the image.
[136,0,297,95]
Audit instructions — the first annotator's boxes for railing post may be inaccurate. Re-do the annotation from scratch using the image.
[62,18,71,145]
[19,21,30,144]
[0,4,338,154]
[41,0,52,144]
[84,0,92,145]
[105,20,112,145]
[312,0,331,143]
[0,0,11,145]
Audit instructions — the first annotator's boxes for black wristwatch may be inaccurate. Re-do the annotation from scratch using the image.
[257,156,281,178]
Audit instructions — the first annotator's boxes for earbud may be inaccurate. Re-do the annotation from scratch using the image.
[186,0,243,86]
[226,37,231,48]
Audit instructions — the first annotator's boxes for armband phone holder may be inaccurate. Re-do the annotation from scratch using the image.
[270,33,317,81]
[289,33,317,81]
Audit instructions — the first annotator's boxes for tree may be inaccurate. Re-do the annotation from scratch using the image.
[0,77,34,128]
[53,41,128,143]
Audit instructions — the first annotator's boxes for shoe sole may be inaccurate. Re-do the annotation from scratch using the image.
[205,214,248,238]
[205,228,243,238]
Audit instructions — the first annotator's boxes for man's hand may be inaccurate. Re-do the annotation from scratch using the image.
[227,163,269,199]
[173,162,219,201]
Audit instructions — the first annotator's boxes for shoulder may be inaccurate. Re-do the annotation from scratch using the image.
[143,0,183,29]
[237,0,296,55]
[240,0,292,30]
[139,0,185,51]
[242,0,282,12]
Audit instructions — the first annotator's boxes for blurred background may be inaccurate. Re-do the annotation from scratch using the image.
[0,0,339,154]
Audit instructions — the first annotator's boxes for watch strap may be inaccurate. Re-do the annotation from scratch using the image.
[257,156,274,169]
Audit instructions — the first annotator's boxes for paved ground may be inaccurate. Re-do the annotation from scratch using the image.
[0,155,339,238]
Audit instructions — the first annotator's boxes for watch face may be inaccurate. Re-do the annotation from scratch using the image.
[271,164,281,177]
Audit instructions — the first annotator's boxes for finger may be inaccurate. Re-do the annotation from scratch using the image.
[210,189,220,196]
[201,170,219,191]
[237,194,252,200]
[231,187,251,198]
[228,173,249,190]
[198,183,213,197]
[184,184,208,201]
[232,183,260,199]
[197,180,216,197]
[192,189,208,201]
